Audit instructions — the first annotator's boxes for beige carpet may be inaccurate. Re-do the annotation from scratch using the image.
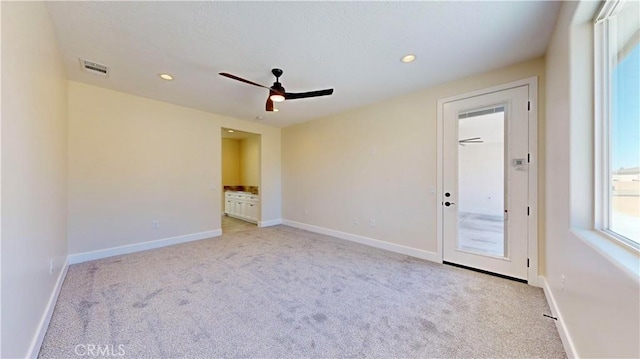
[39,225,565,358]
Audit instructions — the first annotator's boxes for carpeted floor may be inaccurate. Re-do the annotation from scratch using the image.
[39,225,566,358]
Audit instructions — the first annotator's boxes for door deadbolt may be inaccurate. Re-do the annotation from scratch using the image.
[445,192,451,197]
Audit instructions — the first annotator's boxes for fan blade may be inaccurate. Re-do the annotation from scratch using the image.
[219,72,270,90]
[266,98,274,111]
[285,89,333,100]
[459,137,482,142]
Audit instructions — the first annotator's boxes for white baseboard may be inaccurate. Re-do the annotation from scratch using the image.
[259,218,282,228]
[26,257,69,359]
[540,276,578,359]
[226,213,257,224]
[282,219,440,263]
[527,275,541,288]
[68,229,222,264]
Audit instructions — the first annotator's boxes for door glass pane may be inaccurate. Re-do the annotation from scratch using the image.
[457,107,506,257]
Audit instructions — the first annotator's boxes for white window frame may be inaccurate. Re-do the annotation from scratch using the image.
[593,0,640,251]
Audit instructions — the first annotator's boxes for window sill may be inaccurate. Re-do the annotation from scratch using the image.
[571,228,640,283]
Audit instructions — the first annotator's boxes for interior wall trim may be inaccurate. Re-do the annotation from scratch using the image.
[258,219,283,228]
[68,229,222,265]
[540,276,579,359]
[26,258,69,359]
[282,219,440,263]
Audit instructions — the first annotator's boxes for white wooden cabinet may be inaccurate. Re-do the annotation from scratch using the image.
[224,191,259,223]
[225,197,236,216]
[236,200,246,218]
[245,201,258,221]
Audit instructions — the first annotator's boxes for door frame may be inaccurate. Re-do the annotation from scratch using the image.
[436,77,539,286]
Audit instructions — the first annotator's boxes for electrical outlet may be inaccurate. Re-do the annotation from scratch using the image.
[560,275,566,293]
[152,220,159,229]
[354,217,359,225]
[370,147,376,155]
[304,209,309,215]
[49,259,54,275]
[370,219,376,227]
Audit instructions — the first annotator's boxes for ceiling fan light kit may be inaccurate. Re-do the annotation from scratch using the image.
[265,97,274,112]
[219,68,333,112]
[270,92,285,103]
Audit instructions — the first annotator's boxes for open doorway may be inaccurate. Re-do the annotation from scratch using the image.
[221,128,261,234]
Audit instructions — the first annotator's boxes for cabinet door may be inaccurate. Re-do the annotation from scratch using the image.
[232,200,238,215]
[225,199,232,214]
[246,202,257,221]
[237,201,246,218]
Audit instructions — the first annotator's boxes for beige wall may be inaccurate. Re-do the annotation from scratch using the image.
[222,135,260,187]
[282,57,545,256]
[240,135,260,187]
[68,82,281,254]
[1,2,69,357]
[544,1,639,357]
[222,138,241,185]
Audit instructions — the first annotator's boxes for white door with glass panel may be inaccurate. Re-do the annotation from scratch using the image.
[443,86,529,280]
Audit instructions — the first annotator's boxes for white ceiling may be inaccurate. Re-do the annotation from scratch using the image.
[222,128,259,140]
[46,1,560,128]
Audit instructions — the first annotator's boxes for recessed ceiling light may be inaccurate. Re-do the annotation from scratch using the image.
[159,73,174,81]
[401,54,416,63]
[255,116,264,121]
[228,129,234,133]
[273,108,279,112]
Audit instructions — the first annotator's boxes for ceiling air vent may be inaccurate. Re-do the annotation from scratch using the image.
[79,58,109,77]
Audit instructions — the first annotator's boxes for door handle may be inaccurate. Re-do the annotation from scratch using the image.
[444,201,455,207]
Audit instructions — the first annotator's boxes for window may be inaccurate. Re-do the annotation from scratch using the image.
[595,0,640,248]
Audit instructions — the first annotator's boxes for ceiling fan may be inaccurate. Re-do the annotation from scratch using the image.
[458,137,484,146]
[219,68,334,112]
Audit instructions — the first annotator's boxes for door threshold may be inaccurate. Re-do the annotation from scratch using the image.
[443,261,527,283]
